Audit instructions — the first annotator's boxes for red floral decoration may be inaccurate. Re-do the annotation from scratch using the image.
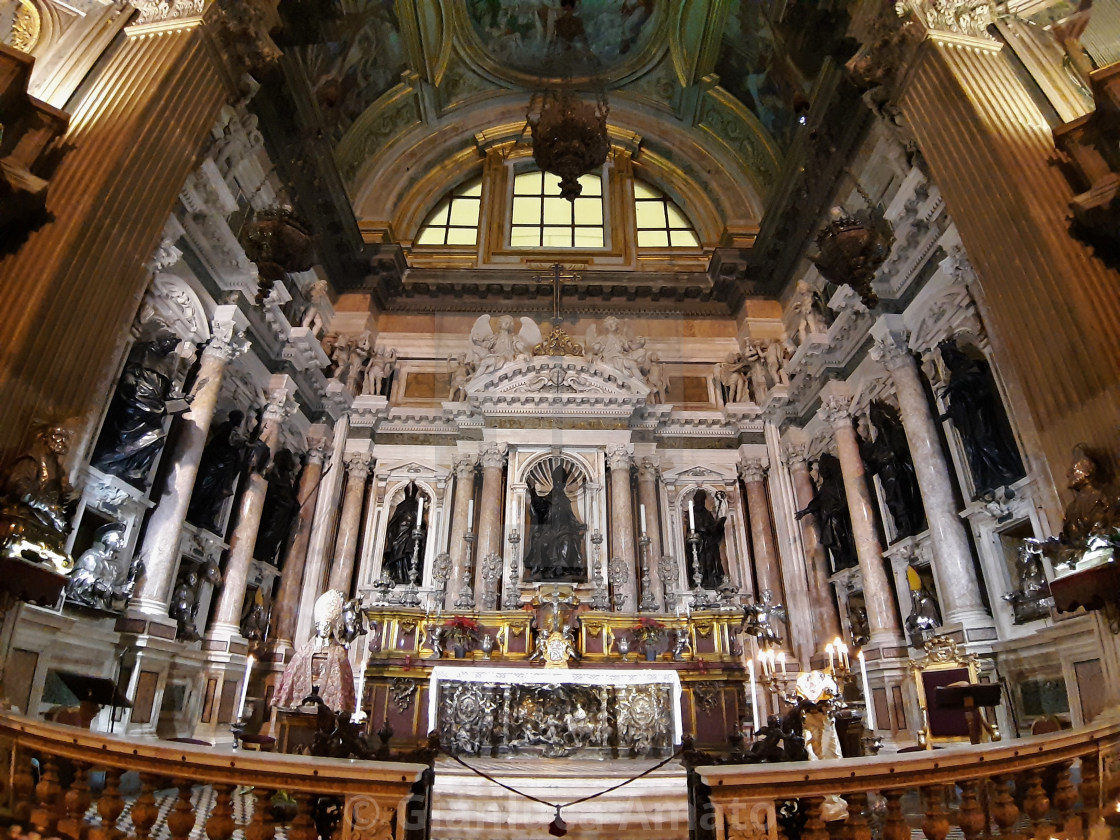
[632,616,667,644]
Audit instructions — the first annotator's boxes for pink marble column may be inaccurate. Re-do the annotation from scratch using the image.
[636,456,665,611]
[739,459,783,602]
[871,316,991,629]
[474,443,507,604]
[819,386,903,648]
[326,451,373,595]
[447,454,477,605]
[132,306,248,618]
[272,426,331,649]
[608,445,637,612]
[783,441,843,643]
[207,376,298,645]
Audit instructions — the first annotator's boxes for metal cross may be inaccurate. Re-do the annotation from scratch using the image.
[532,263,580,324]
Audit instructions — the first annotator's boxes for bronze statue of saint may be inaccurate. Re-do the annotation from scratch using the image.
[861,401,925,538]
[523,463,587,582]
[796,453,857,573]
[188,410,247,533]
[254,448,301,565]
[691,489,727,590]
[382,483,425,584]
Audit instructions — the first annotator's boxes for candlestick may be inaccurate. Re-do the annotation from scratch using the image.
[858,649,875,731]
[688,498,696,531]
[236,655,254,722]
[748,661,760,731]
[640,503,647,535]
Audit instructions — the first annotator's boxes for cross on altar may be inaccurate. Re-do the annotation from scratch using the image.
[533,263,580,324]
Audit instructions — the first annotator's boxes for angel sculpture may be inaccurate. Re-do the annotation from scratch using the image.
[448,353,474,401]
[742,589,787,648]
[584,317,645,380]
[469,314,541,375]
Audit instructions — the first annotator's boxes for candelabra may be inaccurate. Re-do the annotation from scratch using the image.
[371,571,394,606]
[400,523,424,607]
[755,646,799,705]
[823,637,854,691]
[589,530,610,610]
[686,529,713,610]
[502,529,522,610]
[658,555,678,611]
[638,531,658,612]
[454,528,476,610]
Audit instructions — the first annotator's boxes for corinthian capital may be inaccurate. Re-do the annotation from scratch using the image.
[869,314,914,372]
[781,439,810,468]
[262,375,298,424]
[204,304,250,362]
[818,393,854,428]
[453,454,478,480]
[479,443,507,470]
[637,456,660,482]
[607,445,633,471]
[738,459,768,484]
[344,451,374,479]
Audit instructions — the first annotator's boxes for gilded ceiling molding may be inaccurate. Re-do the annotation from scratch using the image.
[669,0,729,88]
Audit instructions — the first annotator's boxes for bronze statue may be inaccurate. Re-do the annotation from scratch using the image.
[861,401,925,539]
[187,410,247,534]
[254,449,300,565]
[1049,444,1120,569]
[796,454,857,573]
[169,558,221,641]
[381,483,425,584]
[691,489,728,590]
[0,421,78,572]
[65,524,130,611]
[91,338,188,487]
[524,463,587,582]
[742,589,787,647]
[1003,538,1054,623]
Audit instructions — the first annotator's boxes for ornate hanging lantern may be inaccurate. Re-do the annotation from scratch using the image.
[240,207,315,303]
[528,90,610,202]
[811,206,894,309]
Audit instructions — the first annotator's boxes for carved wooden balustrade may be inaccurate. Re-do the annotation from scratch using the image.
[699,717,1120,840]
[0,711,428,840]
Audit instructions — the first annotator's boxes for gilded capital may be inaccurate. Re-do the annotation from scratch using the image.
[479,443,507,470]
[607,445,633,472]
[738,459,768,484]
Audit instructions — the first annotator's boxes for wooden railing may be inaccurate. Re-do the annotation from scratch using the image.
[697,717,1120,840]
[0,712,428,840]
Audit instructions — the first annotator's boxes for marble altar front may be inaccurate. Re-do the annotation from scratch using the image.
[428,666,683,758]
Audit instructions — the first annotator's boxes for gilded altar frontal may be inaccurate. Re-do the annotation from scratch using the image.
[1,0,1119,838]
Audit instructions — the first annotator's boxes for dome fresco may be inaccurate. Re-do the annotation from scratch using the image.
[465,0,658,80]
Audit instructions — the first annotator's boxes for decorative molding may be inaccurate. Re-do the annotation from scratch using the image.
[897,0,995,40]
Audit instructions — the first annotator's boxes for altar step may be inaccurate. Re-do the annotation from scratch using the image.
[429,756,690,840]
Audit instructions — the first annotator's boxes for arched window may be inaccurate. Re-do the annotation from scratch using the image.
[510,169,605,249]
[634,181,700,248]
[415,177,483,246]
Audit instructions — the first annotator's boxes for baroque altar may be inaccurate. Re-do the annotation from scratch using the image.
[428,665,682,758]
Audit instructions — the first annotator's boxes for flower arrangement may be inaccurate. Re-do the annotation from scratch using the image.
[442,616,481,649]
[631,616,667,645]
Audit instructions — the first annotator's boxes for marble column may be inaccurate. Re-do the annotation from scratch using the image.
[636,457,665,611]
[272,426,332,649]
[819,385,904,648]
[870,316,992,629]
[783,441,843,643]
[739,459,783,602]
[447,455,478,604]
[474,443,507,604]
[132,306,248,618]
[607,445,638,612]
[327,452,373,595]
[207,376,298,646]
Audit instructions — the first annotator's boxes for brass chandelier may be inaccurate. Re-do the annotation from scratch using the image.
[527,89,610,202]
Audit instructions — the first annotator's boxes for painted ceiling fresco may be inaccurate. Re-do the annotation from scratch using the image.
[465,0,658,79]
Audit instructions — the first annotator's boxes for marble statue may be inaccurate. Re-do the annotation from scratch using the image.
[254,448,300,564]
[718,352,750,404]
[936,340,1024,495]
[329,334,352,382]
[362,346,396,397]
[524,463,587,582]
[691,489,727,590]
[298,277,330,336]
[187,410,247,533]
[585,317,645,380]
[762,339,792,387]
[796,454,857,573]
[381,483,425,584]
[470,314,541,375]
[91,337,191,486]
[744,342,771,403]
[448,353,474,401]
[0,420,78,572]
[347,331,371,395]
[645,354,667,404]
[272,590,358,714]
[792,280,832,344]
[861,400,925,539]
[65,525,130,611]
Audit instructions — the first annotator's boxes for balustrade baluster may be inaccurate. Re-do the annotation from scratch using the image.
[1052,761,1079,839]
[57,761,92,840]
[1023,768,1052,840]
[991,774,1022,840]
[206,783,236,840]
[802,796,830,840]
[31,756,63,835]
[12,747,34,823]
[130,773,160,840]
[89,768,125,840]
[245,786,276,840]
[845,791,871,840]
[165,781,197,840]
[883,789,910,840]
[287,794,318,840]
[921,785,951,840]
[956,779,986,840]
[1078,754,1100,835]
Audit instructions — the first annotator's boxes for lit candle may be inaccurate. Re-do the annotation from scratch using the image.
[840,643,849,671]
[827,643,835,672]
[688,498,696,531]
[416,493,425,527]
[236,655,254,721]
[352,644,370,723]
[748,661,760,731]
[778,651,786,675]
[639,503,647,535]
[467,497,474,527]
[858,649,875,731]
[769,650,777,675]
